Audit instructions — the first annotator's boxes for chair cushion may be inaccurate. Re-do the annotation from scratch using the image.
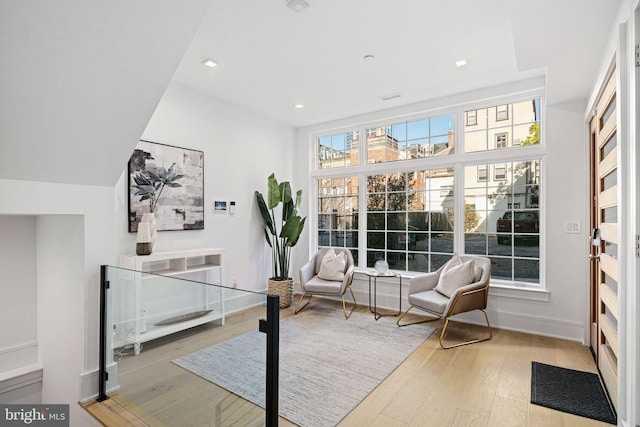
[317,248,346,281]
[409,290,449,315]
[304,276,343,294]
[435,255,475,298]
[473,266,483,282]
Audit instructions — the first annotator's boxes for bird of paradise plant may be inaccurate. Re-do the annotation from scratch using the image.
[255,173,306,280]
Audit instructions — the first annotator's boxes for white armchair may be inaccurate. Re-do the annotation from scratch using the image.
[397,255,492,349]
[295,248,356,319]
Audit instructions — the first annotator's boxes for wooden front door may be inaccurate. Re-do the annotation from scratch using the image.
[589,68,618,409]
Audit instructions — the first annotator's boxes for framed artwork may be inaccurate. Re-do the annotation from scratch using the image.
[128,140,204,232]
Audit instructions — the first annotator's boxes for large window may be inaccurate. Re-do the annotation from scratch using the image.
[318,131,359,169]
[365,114,454,164]
[366,169,454,272]
[313,96,543,286]
[464,99,540,152]
[318,176,359,264]
[464,160,540,283]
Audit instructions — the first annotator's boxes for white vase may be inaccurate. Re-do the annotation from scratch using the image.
[141,212,157,251]
[136,222,152,255]
[374,260,389,274]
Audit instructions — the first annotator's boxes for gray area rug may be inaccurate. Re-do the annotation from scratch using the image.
[173,306,435,426]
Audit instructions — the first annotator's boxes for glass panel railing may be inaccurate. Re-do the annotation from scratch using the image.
[99,265,279,426]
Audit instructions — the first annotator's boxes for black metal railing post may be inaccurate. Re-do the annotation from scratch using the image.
[259,295,279,426]
[98,265,109,402]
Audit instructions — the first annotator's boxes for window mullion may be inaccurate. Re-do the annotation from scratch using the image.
[358,171,367,269]
[454,162,465,254]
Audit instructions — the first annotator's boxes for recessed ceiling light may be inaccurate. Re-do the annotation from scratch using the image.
[293,104,305,109]
[202,59,218,68]
[455,59,468,67]
[286,0,310,12]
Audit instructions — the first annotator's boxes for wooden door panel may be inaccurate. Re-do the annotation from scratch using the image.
[599,344,618,406]
[599,313,618,356]
[599,282,619,318]
[599,223,618,244]
[599,186,617,209]
[590,67,618,410]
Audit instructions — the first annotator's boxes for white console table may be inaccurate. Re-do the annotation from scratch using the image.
[116,248,225,354]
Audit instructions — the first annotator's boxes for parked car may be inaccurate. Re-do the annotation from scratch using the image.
[496,211,539,244]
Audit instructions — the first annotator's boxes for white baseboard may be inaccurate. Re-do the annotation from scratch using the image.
[79,362,119,403]
[224,290,269,315]
[298,278,585,343]
[0,364,43,394]
[0,364,43,404]
[0,342,39,373]
[452,309,585,343]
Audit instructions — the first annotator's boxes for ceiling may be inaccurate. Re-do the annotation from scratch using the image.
[0,0,621,187]
[0,0,211,186]
[172,0,620,128]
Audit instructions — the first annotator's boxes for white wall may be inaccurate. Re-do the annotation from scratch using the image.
[480,100,588,341]
[0,216,41,403]
[36,216,85,409]
[0,216,38,371]
[294,78,590,342]
[0,179,114,426]
[115,83,297,292]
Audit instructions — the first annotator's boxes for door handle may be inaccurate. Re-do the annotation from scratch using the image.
[589,254,600,261]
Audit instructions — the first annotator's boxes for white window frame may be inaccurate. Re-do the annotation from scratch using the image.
[309,90,546,291]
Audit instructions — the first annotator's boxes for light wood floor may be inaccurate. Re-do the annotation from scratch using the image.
[84,299,610,427]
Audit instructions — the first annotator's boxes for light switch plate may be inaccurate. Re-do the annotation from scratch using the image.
[564,220,580,234]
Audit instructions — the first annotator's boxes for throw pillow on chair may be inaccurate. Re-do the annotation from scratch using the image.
[317,248,346,281]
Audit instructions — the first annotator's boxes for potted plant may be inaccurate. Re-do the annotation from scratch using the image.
[130,156,184,253]
[255,173,306,307]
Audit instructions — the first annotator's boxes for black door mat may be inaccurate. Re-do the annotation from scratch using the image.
[531,361,616,425]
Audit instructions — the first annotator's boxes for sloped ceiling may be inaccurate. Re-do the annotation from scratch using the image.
[0,0,212,186]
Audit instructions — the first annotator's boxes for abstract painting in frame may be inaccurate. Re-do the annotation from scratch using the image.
[128,140,204,232]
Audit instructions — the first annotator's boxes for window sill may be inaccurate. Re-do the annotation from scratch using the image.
[489,281,550,302]
[355,270,549,301]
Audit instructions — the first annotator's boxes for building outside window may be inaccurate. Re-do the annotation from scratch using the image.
[495,133,508,149]
[464,160,540,283]
[365,114,454,163]
[318,176,359,264]
[466,110,477,126]
[494,164,507,180]
[464,99,539,153]
[313,96,543,285]
[496,104,509,121]
[318,131,359,169]
[366,169,454,272]
[477,165,488,181]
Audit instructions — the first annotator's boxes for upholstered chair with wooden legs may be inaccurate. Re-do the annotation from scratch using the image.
[397,254,492,349]
[295,247,356,319]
